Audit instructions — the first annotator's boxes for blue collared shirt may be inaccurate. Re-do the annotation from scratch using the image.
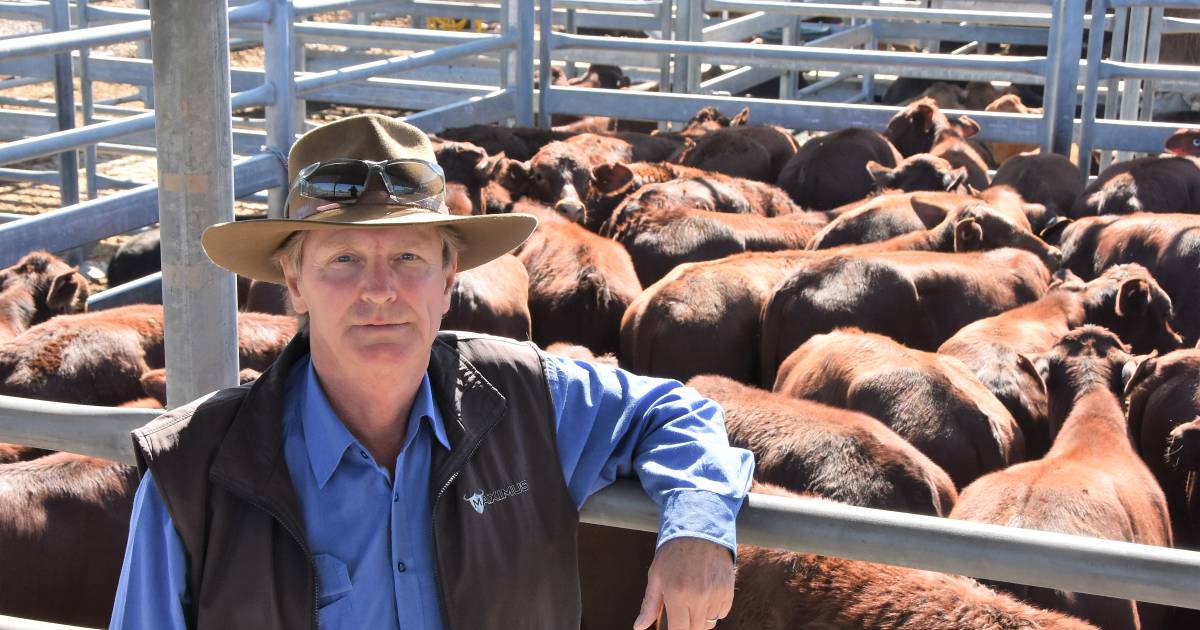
[110,351,754,630]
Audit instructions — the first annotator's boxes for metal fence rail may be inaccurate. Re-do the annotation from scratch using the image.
[1,399,1199,615]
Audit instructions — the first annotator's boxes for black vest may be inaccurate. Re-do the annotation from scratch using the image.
[132,331,580,630]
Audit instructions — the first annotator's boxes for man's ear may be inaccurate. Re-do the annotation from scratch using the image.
[280,257,308,316]
[441,256,458,315]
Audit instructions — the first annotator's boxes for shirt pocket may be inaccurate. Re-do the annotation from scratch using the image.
[313,553,354,622]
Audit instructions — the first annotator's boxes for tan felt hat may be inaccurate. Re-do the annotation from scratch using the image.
[201,114,537,284]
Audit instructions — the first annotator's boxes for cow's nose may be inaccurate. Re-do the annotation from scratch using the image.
[555,198,585,222]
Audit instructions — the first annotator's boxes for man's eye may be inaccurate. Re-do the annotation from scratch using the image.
[333,254,354,263]
[399,253,417,261]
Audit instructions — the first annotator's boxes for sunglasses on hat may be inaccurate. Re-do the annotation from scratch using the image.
[284,158,446,219]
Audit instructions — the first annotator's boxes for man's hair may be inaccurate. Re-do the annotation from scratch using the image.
[273,226,463,329]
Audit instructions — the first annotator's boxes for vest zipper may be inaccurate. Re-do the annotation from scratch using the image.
[430,419,502,630]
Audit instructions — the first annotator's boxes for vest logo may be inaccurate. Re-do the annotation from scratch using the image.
[463,480,530,514]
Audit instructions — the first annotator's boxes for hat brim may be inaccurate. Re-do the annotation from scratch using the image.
[201,206,538,284]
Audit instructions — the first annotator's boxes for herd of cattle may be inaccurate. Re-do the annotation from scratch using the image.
[3,83,1200,628]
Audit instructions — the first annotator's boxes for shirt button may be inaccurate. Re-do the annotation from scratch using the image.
[359,450,368,460]
[393,493,399,503]
[397,561,407,573]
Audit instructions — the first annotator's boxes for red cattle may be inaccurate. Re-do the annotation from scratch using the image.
[689,375,956,515]
[582,161,714,229]
[864,153,970,196]
[0,304,295,406]
[725,485,1099,629]
[435,125,575,162]
[0,443,50,464]
[442,253,531,341]
[839,202,1062,268]
[601,204,826,285]
[776,127,904,210]
[773,328,1022,487]
[983,94,1044,165]
[812,187,1044,249]
[940,265,1182,458]
[138,366,262,407]
[676,125,799,183]
[759,248,1051,385]
[1058,213,1200,345]
[884,97,953,157]
[950,326,1171,630]
[1072,130,1200,217]
[620,250,822,384]
[544,342,616,366]
[514,204,641,356]
[0,453,138,627]
[1167,418,1200,548]
[601,172,801,221]
[1125,349,1200,549]
[0,251,88,342]
[930,115,991,190]
[990,153,1083,232]
[242,279,289,315]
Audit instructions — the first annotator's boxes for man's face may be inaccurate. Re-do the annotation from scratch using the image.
[282,225,456,372]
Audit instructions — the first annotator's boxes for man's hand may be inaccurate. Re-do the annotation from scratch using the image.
[631,537,735,630]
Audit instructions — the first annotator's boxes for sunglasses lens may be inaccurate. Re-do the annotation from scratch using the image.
[383,161,445,197]
[300,161,371,200]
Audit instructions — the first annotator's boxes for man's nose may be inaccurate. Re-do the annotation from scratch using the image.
[360,259,397,303]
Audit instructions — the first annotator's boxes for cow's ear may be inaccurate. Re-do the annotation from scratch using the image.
[731,107,750,127]
[1116,277,1151,316]
[500,159,530,189]
[953,217,983,251]
[1122,353,1158,398]
[1039,215,1072,243]
[866,160,894,189]
[955,115,982,138]
[916,102,937,132]
[593,163,634,194]
[46,268,85,311]
[1017,353,1046,395]
[944,166,969,191]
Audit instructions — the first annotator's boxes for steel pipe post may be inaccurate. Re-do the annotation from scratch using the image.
[50,0,79,210]
[1117,5,1150,161]
[76,0,98,200]
[1041,0,1085,156]
[1100,5,1129,172]
[264,0,296,218]
[149,0,240,408]
[538,0,553,127]
[504,0,534,126]
[1079,0,1112,175]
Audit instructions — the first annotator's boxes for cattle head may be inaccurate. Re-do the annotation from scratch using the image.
[1081,264,1183,354]
[569,64,630,89]
[1029,325,1140,439]
[1166,419,1200,472]
[1164,128,1200,157]
[675,106,733,138]
[984,92,1041,115]
[945,203,1062,268]
[884,97,950,156]
[0,251,89,340]
[521,142,595,222]
[914,81,968,109]
[867,154,969,194]
[435,141,491,186]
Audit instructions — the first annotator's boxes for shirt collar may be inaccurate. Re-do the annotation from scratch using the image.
[299,356,451,489]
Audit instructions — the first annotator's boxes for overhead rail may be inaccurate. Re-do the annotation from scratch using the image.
[537,0,1086,155]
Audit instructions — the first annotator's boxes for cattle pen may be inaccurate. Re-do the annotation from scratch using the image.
[2,0,1200,627]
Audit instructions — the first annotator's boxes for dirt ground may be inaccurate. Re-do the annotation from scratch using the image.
[0,2,423,290]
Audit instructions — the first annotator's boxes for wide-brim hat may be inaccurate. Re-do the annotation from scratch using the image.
[202,114,537,284]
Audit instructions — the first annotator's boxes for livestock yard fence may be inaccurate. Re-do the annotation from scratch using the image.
[2,0,1200,627]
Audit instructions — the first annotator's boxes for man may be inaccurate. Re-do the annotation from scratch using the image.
[110,114,753,630]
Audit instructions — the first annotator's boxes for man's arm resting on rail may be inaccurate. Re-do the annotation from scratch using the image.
[542,354,754,630]
[110,471,189,630]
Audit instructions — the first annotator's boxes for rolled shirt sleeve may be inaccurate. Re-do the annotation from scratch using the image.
[543,353,755,555]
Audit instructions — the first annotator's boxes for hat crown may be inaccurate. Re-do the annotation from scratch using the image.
[286,114,437,183]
